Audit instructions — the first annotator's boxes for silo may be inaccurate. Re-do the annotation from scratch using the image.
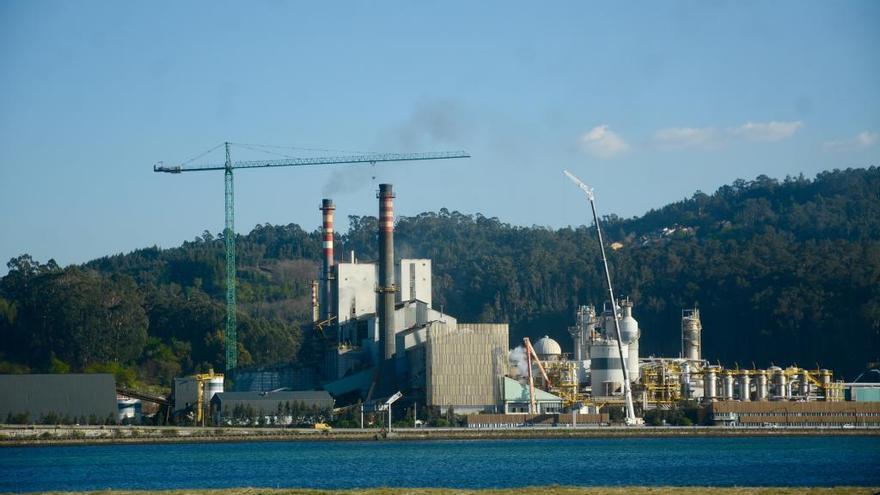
[798,369,810,397]
[619,299,640,382]
[681,308,702,361]
[681,361,692,399]
[755,370,769,401]
[205,376,224,404]
[703,366,718,402]
[590,340,628,397]
[819,369,832,401]
[770,366,786,400]
[737,371,751,401]
[722,371,735,400]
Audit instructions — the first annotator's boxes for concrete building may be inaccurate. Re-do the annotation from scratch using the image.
[425,322,509,414]
[0,374,117,424]
[397,258,432,307]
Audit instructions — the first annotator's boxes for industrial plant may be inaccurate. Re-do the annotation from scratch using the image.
[2,177,879,430]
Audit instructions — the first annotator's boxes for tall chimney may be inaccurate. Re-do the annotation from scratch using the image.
[378,184,396,389]
[320,199,335,321]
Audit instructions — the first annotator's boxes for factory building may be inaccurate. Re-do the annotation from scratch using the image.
[425,322,509,414]
[0,374,117,424]
[314,186,511,414]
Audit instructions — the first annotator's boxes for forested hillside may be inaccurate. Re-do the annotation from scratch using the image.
[1,167,878,387]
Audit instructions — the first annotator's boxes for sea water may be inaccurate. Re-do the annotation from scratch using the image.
[1,436,879,491]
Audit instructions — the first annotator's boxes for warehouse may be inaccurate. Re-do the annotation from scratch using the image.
[0,374,117,424]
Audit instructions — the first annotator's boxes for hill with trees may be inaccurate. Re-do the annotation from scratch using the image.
[1,167,877,388]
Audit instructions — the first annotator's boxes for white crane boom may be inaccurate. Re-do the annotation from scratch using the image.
[563,169,641,426]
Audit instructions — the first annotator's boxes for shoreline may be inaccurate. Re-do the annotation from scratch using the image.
[2,424,878,447]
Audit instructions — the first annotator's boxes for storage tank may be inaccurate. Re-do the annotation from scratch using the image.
[770,366,786,400]
[619,300,640,382]
[681,361,692,399]
[205,375,224,404]
[703,366,719,402]
[533,336,562,362]
[722,371,735,400]
[737,371,751,401]
[755,370,769,401]
[117,397,141,422]
[798,369,810,397]
[590,340,628,397]
[819,369,832,401]
[681,308,702,361]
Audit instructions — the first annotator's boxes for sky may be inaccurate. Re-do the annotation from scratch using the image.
[1,1,878,273]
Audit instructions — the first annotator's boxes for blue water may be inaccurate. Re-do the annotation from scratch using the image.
[1,436,879,491]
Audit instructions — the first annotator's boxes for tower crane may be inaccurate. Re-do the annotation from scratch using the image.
[563,169,642,426]
[155,143,470,374]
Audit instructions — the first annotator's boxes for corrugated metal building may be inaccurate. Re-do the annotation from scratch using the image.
[426,322,509,414]
[0,374,117,423]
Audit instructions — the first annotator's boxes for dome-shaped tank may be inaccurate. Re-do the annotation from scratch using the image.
[533,335,562,361]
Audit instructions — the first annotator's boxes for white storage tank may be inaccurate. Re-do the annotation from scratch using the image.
[117,397,141,422]
[737,371,751,401]
[770,366,786,400]
[590,340,628,397]
[703,366,719,402]
[722,371,735,400]
[755,370,769,401]
[533,336,562,362]
[619,300,640,382]
[205,376,224,403]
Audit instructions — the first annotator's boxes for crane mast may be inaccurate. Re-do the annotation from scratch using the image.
[155,143,470,376]
[563,170,640,426]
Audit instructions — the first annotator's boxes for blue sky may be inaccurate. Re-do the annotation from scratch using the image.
[1,1,878,272]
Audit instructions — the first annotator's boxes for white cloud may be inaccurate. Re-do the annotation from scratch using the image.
[579,125,629,158]
[823,131,878,151]
[653,127,719,149]
[728,121,803,142]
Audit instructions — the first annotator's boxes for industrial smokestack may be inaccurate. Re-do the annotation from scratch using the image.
[378,184,396,389]
[320,199,335,321]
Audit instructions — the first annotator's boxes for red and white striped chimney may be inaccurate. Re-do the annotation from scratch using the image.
[378,184,396,387]
[320,198,335,321]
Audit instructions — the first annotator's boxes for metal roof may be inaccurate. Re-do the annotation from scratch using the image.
[503,376,563,403]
